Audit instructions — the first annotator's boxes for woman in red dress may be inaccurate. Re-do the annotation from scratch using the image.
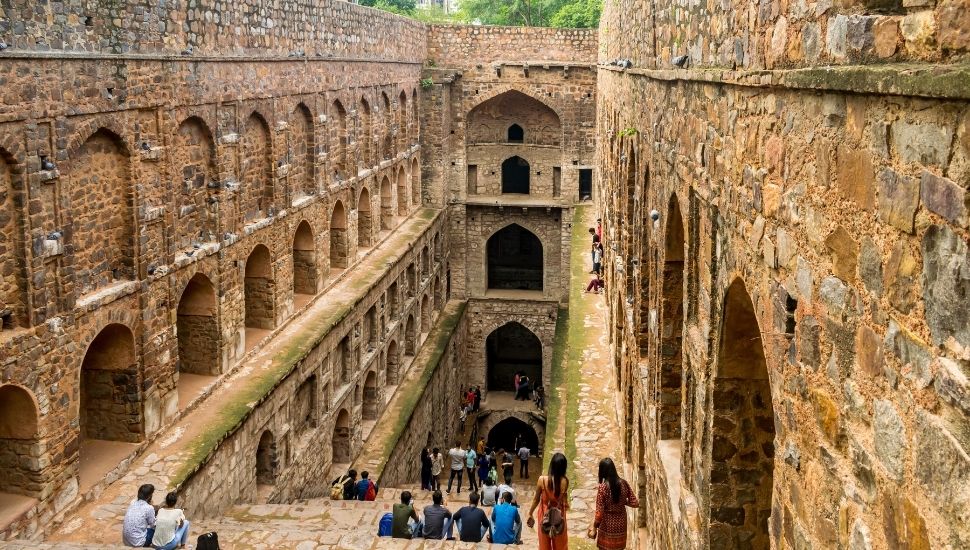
[587,457,639,549]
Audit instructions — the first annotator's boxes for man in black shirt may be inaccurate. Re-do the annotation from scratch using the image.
[452,492,491,543]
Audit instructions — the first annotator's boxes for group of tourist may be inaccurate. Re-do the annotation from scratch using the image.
[586,219,605,293]
[330,469,380,501]
[121,484,192,549]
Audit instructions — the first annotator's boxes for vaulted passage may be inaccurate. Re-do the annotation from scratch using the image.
[255,430,278,487]
[486,322,541,391]
[292,221,318,295]
[710,278,774,550]
[332,409,351,463]
[241,113,273,222]
[380,176,393,230]
[80,324,142,443]
[501,156,530,194]
[487,224,543,291]
[176,273,219,377]
[0,151,26,331]
[174,117,217,250]
[0,385,40,497]
[330,201,348,270]
[396,168,408,216]
[357,187,372,248]
[659,196,684,440]
[362,371,378,420]
[244,245,275,330]
[486,417,539,456]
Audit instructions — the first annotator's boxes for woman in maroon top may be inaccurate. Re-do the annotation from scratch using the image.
[587,458,639,549]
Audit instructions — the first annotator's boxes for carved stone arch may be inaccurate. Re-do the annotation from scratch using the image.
[484,222,545,291]
[478,410,545,456]
[465,85,565,124]
[0,146,29,329]
[66,116,134,160]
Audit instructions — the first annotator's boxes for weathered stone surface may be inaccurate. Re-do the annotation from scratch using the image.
[920,171,968,228]
[921,224,970,347]
[914,411,970,545]
[837,146,875,210]
[776,227,796,269]
[858,238,884,295]
[938,0,970,53]
[825,226,859,282]
[935,357,970,416]
[856,325,884,379]
[884,320,933,388]
[820,275,848,318]
[885,241,918,314]
[800,316,822,370]
[827,15,849,59]
[883,495,931,550]
[810,388,841,445]
[876,168,918,233]
[892,120,953,168]
[796,256,814,304]
[850,519,873,550]
[873,399,905,480]
[873,18,899,58]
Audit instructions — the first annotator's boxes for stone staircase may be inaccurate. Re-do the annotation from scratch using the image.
[195,485,540,549]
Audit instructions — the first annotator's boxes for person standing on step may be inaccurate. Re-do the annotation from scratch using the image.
[430,448,444,492]
[465,443,479,492]
[392,490,422,539]
[446,441,466,494]
[517,444,531,479]
[527,452,569,550]
[478,450,491,487]
[502,447,515,481]
[420,447,433,491]
[587,457,640,550]
[473,386,482,411]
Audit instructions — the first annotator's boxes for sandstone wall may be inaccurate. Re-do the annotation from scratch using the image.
[177,213,449,518]
[427,25,597,65]
[2,0,426,59]
[597,7,970,548]
[0,2,429,538]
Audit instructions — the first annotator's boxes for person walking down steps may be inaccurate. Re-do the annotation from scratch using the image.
[527,452,569,550]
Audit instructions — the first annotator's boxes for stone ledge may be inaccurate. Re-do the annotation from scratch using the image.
[602,62,970,101]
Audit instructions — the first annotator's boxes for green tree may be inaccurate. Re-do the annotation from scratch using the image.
[360,0,417,15]
[458,0,599,27]
[549,0,600,27]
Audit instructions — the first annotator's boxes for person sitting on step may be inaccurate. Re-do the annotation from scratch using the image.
[151,492,191,550]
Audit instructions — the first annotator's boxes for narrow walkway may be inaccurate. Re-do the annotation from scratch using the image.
[552,205,625,548]
[48,209,439,545]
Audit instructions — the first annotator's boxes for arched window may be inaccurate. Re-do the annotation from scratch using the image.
[507,124,524,143]
[486,322,541,391]
[501,156,530,194]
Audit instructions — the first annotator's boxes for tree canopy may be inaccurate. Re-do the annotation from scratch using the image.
[363,0,601,28]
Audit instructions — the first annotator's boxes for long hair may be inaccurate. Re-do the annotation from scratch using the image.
[548,452,568,497]
[598,458,622,503]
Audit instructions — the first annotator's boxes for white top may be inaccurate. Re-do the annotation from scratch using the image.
[151,507,186,546]
[449,447,466,470]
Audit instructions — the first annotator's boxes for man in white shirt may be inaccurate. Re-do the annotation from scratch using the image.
[446,441,466,494]
[121,484,157,547]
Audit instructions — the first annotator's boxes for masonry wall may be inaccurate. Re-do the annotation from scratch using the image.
[177,213,449,518]
[0,0,429,539]
[597,1,970,548]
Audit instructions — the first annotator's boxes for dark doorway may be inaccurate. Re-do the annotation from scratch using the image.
[507,124,524,143]
[487,224,543,291]
[579,168,593,200]
[501,156,530,194]
[486,322,541,391]
[486,417,539,455]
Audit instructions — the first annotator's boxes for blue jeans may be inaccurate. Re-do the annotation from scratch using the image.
[454,518,487,542]
[155,521,190,550]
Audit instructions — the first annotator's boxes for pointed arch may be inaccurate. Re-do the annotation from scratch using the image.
[381,92,392,160]
[501,156,530,194]
[330,200,348,270]
[467,89,562,146]
[71,128,134,295]
[241,112,273,223]
[396,167,408,216]
[659,194,685,440]
[330,100,348,180]
[487,223,543,291]
[255,430,278,486]
[244,244,276,329]
[362,371,378,420]
[332,409,351,463]
[174,117,218,250]
[486,322,541,391]
[398,90,408,149]
[290,103,315,199]
[177,273,219,376]
[410,157,420,206]
[357,186,373,248]
[359,97,373,168]
[386,339,400,385]
[293,221,318,295]
[80,323,142,443]
[404,314,416,356]
[0,149,27,330]
[0,384,41,497]
[380,176,393,230]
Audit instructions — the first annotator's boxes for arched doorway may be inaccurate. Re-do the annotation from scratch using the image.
[397,168,408,216]
[709,279,774,550]
[332,409,351,463]
[292,221,318,297]
[0,385,40,497]
[387,340,400,385]
[176,273,218,408]
[507,124,524,143]
[420,294,431,334]
[360,97,373,166]
[80,324,141,443]
[405,315,416,356]
[330,100,348,179]
[362,371,378,420]
[244,245,275,330]
[388,282,399,320]
[487,224,543,291]
[330,201,348,270]
[486,322,541,391]
[380,176,393,229]
[241,113,273,222]
[659,196,685,440]
[357,187,372,248]
[411,158,420,205]
[501,156,530,194]
[486,417,539,456]
[255,430,277,486]
[174,118,217,250]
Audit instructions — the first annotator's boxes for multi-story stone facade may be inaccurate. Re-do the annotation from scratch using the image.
[597,0,970,548]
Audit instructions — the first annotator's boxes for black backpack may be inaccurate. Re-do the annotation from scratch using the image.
[197,532,220,550]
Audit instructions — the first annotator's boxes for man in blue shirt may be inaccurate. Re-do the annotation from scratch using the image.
[489,491,522,544]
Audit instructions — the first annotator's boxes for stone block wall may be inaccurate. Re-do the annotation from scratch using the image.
[177,213,449,518]
[597,2,970,547]
[427,25,597,65]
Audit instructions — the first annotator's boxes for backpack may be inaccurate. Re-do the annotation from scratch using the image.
[196,532,220,550]
[331,475,349,500]
[364,480,377,501]
[540,477,566,538]
[377,512,394,537]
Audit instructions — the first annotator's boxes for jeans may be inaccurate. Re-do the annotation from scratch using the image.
[140,528,156,547]
[409,520,424,539]
[455,518,487,543]
[466,467,478,491]
[447,468,463,493]
[155,521,190,550]
[519,459,529,478]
